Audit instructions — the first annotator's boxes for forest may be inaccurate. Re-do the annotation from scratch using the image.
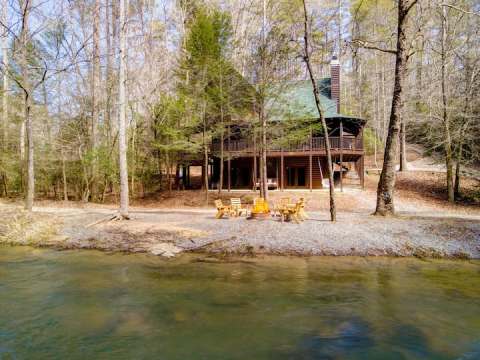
[0,0,479,218]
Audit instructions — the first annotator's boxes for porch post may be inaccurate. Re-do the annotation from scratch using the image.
[340,121,344,192]
[275,158,279,190]
[309,128,313,191]
[227,157,231,192]
[280,148,284,191]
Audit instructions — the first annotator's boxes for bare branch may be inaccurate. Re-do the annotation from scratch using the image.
[441,3,480,17]
[350,39,397,55]
[405,0,419,15]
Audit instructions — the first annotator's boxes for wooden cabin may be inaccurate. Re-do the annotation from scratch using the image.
[180,58,366,191]
[208,58,366,191]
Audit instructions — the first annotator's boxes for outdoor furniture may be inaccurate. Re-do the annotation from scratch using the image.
[279,198,308,223]
[250,197,270,219]
[297,197,309,221]
[278,203,295,223]
[274,197,291,217]
[214,199,231,219]
[230,198,247,217]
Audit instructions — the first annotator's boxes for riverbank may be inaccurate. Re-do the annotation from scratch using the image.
[1,197,479,259]
[1,171,479,258]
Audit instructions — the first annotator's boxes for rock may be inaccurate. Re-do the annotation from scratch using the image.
[149,243,183,258]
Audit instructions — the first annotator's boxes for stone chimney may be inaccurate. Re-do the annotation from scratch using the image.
[330,56,340,113]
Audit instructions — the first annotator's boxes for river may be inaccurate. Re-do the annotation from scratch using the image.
[1,246,479,359]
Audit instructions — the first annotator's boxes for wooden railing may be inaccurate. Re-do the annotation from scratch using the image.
[211,136,363,153]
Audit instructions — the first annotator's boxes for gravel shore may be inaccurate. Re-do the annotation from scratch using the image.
[1,204,479,259]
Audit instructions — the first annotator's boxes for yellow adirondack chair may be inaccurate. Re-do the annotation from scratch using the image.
[297,197,308,220]
[290,198,305,223]
[214,199,231,219]
[274,197,291,217]
[279,198,307,223]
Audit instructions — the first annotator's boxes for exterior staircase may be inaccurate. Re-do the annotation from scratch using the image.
[341,164,362,188]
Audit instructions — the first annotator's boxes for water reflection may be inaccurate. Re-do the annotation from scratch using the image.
[0,246,479,360]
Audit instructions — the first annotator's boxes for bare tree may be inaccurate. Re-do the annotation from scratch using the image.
[1,0,7,152]
[91,0,101,200]
[375,0,418,216]
[440,4,454,202]
[19,0,34,211]
[118,0,129,219]
[259,0,268,201]
[302,0,336,222]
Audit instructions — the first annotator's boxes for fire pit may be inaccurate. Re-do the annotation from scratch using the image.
[249,198,270,220]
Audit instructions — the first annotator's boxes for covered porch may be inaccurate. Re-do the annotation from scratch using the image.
[209,154,364,191]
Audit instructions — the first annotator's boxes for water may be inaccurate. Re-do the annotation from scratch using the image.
[0,246,479,360]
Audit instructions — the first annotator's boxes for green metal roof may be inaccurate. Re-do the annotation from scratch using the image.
[266,78,343,121]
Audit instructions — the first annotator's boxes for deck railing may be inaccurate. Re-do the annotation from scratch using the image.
[212,136,363,153]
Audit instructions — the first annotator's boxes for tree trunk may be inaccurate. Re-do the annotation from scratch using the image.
[259,0,268,202]
[41,82,53,144]
[302,0,336,222]
[166,151,171,193]
[454,121,469,201]
[105,0,112,141]
[20,0,33,211]
[219,125,224,194]
[91,0,101,201]
[218,73,224,194]
[375,0,417,216]
[441,5,454,203]
[454,145,461,200]
[118,0,129,219]
[1,0,8,196]
[260,104,268,201]
[130,107,136,198]
[24,93,33,211]
[62,151,68,201]
[203,130,209,202]
[201,93,209,204]
[1,0,8,151]
[373,19,379,169]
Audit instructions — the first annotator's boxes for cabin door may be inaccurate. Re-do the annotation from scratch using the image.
[286,167,306,187]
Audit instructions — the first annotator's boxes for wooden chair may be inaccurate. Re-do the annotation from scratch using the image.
[230,198,247,217]
[274,197,290,217]
[214,199,231,219]
[290,198,306,224]
[297,197,309,220]
[279,198,307,223]
[278,200,294,222]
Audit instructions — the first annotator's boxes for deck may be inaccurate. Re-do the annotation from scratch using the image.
[211,136,364,157]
